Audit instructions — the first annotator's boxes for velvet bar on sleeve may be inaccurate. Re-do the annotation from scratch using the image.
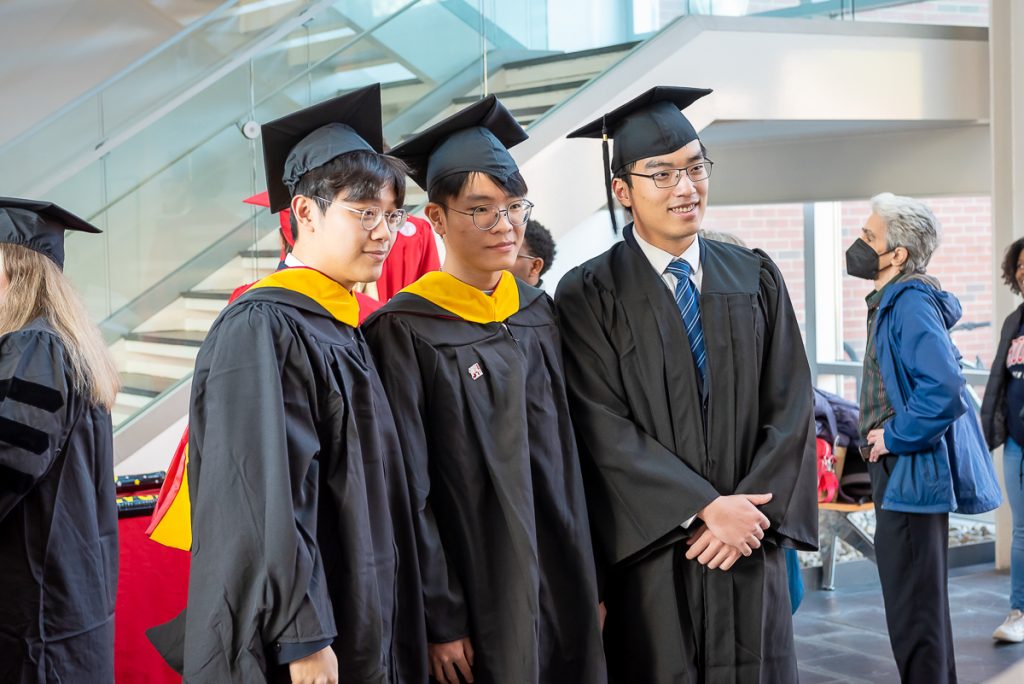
[0,320,118,684]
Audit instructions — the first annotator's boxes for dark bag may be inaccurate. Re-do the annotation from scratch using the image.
[813,387,871,502]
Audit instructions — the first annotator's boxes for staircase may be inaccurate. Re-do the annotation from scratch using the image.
[110,232,281,426]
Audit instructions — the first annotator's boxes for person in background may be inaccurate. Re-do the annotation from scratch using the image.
[852,192,999,683]
[0,198,120,683]
[981,236,1024,643]
[509,218,556,288]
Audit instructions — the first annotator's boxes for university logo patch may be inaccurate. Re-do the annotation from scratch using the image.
[467,363,484,380]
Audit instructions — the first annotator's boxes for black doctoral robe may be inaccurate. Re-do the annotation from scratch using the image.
[362,270,606,684]
[0,318,118,683]
[554,227,817,684]
[147,267,427,683]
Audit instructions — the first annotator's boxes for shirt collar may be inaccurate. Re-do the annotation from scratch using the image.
[866,272,906,310]
[284,252,304,268]
[633,228,701,278]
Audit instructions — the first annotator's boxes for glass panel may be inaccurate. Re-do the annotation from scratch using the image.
[849,0,989,28]
[64,212,114,321]
[104,124,260,310]
[0,93,103,200]
[0,0,324,199]
[639,0,988,28]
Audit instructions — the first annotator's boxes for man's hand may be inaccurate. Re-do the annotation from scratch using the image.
[598,602,607,632]
[695,493,771,553]
[288,645,338,684]
[684,524,745,570]
[429,637,475,683]
[867,428,889,462]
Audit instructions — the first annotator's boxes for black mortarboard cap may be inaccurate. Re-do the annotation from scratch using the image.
[0,197,101,270]
[261,83,384,213]
[567,86,712,232]
[389,95,528,192]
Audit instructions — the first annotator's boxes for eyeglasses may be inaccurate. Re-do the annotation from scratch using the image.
[628,160,714,188]
[439,199,534,231]
[516,253,538,261]
[315,197,407,232]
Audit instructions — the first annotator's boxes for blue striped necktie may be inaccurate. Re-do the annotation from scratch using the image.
[665,258,707,383]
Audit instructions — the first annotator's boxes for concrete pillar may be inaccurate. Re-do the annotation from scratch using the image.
[989,0,1024,570]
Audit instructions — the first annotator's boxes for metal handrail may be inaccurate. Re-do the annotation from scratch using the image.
[27,0,439,202]
[80,0,431,222]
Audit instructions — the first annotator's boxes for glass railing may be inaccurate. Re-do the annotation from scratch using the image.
[0,0,348,201]
[60,0,656,329]
[49,0,971,432]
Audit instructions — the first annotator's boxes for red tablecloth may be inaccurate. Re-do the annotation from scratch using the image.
[115,514,189,683]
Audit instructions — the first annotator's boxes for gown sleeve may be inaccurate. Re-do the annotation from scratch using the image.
[555,269,721,567]
[149,305,337,680]
[363,313,470,644]
[0,329,70,521]
[732,253,818,550]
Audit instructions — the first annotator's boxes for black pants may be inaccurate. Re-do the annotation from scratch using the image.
[869,456,957,684]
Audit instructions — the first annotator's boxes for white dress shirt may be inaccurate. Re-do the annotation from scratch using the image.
[633,230,706,529]
[633,229,702,293]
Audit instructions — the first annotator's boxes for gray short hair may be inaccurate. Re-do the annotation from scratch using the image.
[870,192,940,273]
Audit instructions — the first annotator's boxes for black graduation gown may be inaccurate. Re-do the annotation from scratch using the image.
[554,227,817,684]
[0,318,118,683]
[147,269,427,683]
[362,271,606,684]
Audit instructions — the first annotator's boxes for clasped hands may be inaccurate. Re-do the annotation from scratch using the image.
[684,493,773,572]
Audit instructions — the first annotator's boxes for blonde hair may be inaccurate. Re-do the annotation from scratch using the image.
[0,243,119,409]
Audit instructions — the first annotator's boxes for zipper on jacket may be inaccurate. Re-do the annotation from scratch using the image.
[501,322,519,346]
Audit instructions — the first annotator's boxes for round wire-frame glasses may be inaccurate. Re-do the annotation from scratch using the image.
[315,197,408,232]
[440,199,535,231]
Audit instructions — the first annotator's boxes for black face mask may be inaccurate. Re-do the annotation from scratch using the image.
[845,238,893,280]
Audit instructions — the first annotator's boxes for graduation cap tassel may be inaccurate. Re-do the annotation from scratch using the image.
[601,117,618,234]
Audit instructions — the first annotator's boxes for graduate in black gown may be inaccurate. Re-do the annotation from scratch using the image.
[147,84,428,683]
[363,96,606,684]
[556,87,818,683]
[0,199,120,683]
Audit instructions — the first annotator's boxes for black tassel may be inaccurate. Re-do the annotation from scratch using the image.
[601,116,618,234]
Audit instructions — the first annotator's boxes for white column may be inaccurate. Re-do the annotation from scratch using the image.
[989,0,1024,570]
[814,201,844,394]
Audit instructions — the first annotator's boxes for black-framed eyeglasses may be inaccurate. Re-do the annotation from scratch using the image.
[439,199,534,231]
[628,160,714,189]
[315,197,408,232]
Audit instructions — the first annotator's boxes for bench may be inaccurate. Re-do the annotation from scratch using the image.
[818,501,875,590]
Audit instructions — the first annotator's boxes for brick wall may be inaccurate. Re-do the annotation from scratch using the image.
[701,195,998,401]
[701,203,808,332]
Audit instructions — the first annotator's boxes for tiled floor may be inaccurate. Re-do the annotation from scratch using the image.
[794,565,1024,683]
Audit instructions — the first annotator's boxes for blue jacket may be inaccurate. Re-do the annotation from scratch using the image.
[874,276,1001,514]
